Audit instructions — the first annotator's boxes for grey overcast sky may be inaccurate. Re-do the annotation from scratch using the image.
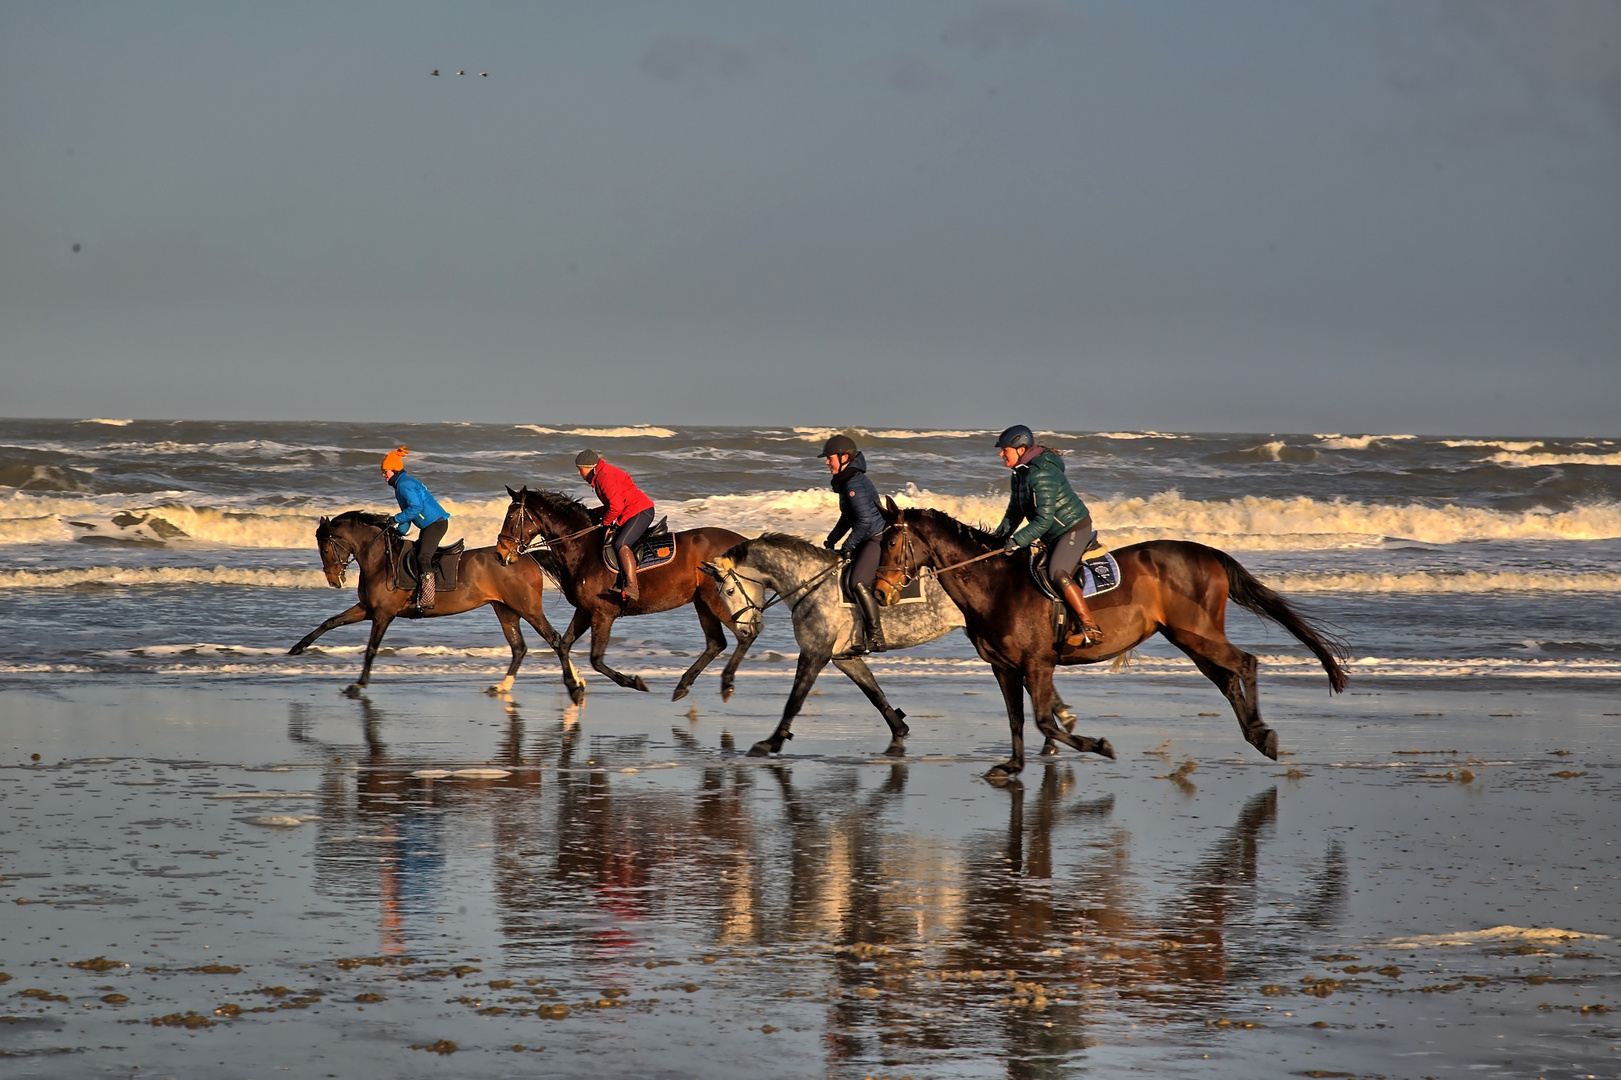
[3,1,1618,433]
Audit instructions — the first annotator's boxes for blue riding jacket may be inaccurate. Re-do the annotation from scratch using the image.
[388,471,449,534]
[826,451,885,554]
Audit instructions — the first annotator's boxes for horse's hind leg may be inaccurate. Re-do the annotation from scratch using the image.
[290,604,366,655]
[750,650,830,756]
[830,656,910,757]
[588,610,649,693]
[1162,628,1275,759]
[1026,666,1115,762]
[487,603,526,696]
[989,665,1029,779]
[672,596,729,702]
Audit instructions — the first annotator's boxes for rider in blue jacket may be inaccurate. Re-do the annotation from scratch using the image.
[381,446,448,610]
[821,434,886,653]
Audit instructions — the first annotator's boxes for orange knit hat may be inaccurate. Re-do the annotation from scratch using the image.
[381,446,410,472]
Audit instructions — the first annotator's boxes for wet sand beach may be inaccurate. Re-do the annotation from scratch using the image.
[2,668,1617,1078]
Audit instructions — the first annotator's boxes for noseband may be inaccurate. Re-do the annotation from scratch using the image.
[498,498,537,555]
[875,521,922,594]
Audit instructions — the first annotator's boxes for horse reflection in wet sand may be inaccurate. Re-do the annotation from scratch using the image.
[289,511,573,695]
[704,533,1079,758]
[876,503,1350,777]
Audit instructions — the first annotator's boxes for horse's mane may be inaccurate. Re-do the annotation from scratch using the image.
[324,509,395,533]
[518,488,595,530]
[899,507,1001,549]
[730,532,832,562]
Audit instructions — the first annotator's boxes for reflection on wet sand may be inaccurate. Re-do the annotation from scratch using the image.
[289,698,1348,1069]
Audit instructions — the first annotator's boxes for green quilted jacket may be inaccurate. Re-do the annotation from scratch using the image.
[993,448,1090,547]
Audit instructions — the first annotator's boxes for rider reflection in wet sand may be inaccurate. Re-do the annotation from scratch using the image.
[820,433,887,654]
[992,425,1104,647]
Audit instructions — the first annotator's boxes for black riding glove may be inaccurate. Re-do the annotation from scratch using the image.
[1002,539,1020,556]
[823,538,837,550]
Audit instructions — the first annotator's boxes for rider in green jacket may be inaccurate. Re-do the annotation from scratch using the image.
[992,425,1105,647]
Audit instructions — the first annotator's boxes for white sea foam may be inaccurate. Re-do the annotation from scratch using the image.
[1266,570,1621,594]
[857,429,993,440]
[1088,431,1187,441]
[1314,434,1417,450]
[1440,439,1546,452]
[1488,451,1621,468]
[0,567,326,590]
[78,418,133,426]
[514,424,676,438]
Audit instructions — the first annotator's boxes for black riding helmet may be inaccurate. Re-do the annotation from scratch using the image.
[818,434,859,458]
[995,425,1034,450]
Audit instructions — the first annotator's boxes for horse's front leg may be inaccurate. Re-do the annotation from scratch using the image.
[829,657,910,757]
[290,604,366,655]
[487,602,526,696]
[716,623,758,703]
[348,612,395,695]
[1026,665,1115,761]
[989,664,1028,779]
[672,594,729,702]
[554,607,591,704]
[588,610,649,693]
[749,650,830,756]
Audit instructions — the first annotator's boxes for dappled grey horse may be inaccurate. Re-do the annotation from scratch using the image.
[702,533,1075,758]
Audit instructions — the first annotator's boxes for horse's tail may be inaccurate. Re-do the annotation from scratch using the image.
[1212,548,1349,693]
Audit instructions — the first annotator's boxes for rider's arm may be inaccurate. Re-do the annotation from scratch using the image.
[392,476,427,531]
[845,475,885,551]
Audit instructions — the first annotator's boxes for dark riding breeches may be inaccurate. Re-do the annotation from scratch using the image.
[614,507,655,555]
[415,518,448,580]
[849,537,881,588]
[1046,516,1095,590]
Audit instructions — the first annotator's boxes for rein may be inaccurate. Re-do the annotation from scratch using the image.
[718,555,841,624]
[880,520,1003,592]
[500,498,598,555]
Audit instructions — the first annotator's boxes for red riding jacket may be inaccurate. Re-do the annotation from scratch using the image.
[588,459,654,526]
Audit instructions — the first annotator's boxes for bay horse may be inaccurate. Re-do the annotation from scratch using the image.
[289,510,576,695]
[702,533,1079,758]
[494,487,758,703]
[873,501,1348,778]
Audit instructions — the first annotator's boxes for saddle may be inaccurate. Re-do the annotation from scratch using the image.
[391,535,465,593]
[841,559,923,605]
[602,517,676,574]
[1030,537,1120,642]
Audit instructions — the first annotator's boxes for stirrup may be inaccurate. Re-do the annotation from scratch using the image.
[1065,622,1103,647]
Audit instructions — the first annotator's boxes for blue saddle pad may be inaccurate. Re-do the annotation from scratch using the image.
[1080,552,1121,597]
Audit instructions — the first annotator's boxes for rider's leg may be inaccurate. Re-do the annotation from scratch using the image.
[415,518,448,610]
[851,537,885,652]
[1049,518,1102,646]
[614,507,654,601]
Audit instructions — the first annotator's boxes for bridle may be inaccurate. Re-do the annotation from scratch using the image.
[876,519,1003,597]
[497,496,596,558]
[318,517,388,588]
[712,554,843,626]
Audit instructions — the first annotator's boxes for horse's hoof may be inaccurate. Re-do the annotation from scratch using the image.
[671,685,690,703]
[1059,712,1076,733]
[883,739,906,758]
[1260,729,1279,761]
[288,646,305,656]
[631,676,650,693]
[1039,741,1060,757]
[1096,738,1116,760]
[342,684,363,698]
[568,685,586,706]
[986,761,1022,780]
[747,741,776,757]
[720,684,735,703]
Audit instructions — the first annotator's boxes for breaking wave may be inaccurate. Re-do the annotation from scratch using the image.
[1314,434,1417,450]
[1488,451,1621,468]
[1266,570,1621,594]
[514,425,677,438]
[78,418,133,426]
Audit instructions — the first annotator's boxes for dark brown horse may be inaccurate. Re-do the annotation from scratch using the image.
[289,510,574,695]
[494,487,758,703]
[873,502,1348,778]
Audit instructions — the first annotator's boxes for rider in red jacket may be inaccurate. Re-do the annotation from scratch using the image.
[576,450,655,601]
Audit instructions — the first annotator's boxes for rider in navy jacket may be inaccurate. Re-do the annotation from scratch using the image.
[821,435,887,654]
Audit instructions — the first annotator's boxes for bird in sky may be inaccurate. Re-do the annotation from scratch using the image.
[431,69,439,76]
[456,70,465,75]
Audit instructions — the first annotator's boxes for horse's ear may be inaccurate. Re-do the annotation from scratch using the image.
[318,515,329,526]
[698,560,720,580]
[506,485,518,499]
[882,496,900,523]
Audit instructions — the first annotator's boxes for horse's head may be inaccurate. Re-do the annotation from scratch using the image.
[496,486,532,566]
[874,497,925,607]
[314,515,350,588]
[701,555,768,635]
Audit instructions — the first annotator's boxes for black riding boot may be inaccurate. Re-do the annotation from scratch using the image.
[416,560,436,611]
[618,548,640,603]
[854,583,885,653]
